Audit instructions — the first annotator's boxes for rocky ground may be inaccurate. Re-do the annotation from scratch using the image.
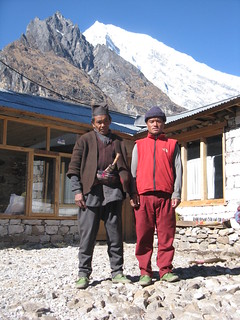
[0,241,240,320]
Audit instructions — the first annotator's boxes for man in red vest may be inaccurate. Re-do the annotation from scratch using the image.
[130,106,182,287]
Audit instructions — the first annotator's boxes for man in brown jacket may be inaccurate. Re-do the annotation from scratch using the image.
[67,103,133,289]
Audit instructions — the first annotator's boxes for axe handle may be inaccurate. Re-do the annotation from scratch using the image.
[112,153,120,166]
[104,153,121,173]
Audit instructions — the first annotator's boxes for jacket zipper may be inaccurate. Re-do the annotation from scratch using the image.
[153,136,156,190]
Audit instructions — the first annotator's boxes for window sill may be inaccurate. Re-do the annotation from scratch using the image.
[179,199,225,207]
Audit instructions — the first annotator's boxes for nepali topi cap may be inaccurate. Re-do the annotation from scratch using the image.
[92,102,110,117]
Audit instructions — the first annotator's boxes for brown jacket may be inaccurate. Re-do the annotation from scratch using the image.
[67,131,133,196]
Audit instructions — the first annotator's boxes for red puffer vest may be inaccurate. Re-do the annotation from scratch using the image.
[136,133,177,195]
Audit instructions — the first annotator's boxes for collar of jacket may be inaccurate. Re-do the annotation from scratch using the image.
[94,129,112,145]
[147,132,166,140]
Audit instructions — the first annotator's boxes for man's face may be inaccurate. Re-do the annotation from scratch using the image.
[92,115,111,135]
[147,117,165,135]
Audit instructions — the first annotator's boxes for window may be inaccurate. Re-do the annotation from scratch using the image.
[50,129,77,153]
[7,121,46,149]
[206,136,223,199]
[0,149,27,214]
[187,140,200,200]
[59,157,78,217]
[32,156,55,214]
[184,134,223,202]
[0,115,81,217]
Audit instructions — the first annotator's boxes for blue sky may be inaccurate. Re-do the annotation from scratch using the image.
[0,0,240,77]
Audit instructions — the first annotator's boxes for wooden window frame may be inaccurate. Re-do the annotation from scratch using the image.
[0,115,82,219]
[179,126,226,207]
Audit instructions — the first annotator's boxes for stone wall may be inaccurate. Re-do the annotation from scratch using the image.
[1,218,240,256]
[0,219,79,245]
[174,225,240,256]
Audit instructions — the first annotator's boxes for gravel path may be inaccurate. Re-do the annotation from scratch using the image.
[0,242,240,319]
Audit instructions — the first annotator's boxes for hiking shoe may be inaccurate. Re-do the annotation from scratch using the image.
[76,277,89,289]
[139,275,152,287]
[161,272,179,282]
[112,273,131,284]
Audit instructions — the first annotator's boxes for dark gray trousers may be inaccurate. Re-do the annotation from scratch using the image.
[77,200,123,278]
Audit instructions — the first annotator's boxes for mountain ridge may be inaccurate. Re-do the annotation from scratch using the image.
[84,21,240,109]
[0,12,184,116]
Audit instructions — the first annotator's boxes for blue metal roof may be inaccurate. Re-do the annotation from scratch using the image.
[0,90,141,135]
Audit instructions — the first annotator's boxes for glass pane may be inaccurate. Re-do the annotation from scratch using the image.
[59,157,78,217]
[187,140,200,160]
[187,140,201,200]
[0,149,27,214]
[32,156,55,214]
[7,121,46,149]
[207,135,223,199]
[0,119,3,144]
[50,129,77,153]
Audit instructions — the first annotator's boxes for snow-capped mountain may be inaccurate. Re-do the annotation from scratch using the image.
[0,12,184,117]
[84,21,240,110]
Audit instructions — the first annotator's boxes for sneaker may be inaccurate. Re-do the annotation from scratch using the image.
[112,273,131,284]
[139,275,152,287]
[75,277,89,289]
[161,272,179,282]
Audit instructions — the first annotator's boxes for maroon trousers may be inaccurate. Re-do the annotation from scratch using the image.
[134,192,176,278]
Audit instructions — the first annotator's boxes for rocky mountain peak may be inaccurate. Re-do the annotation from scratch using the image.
[90,44,182,115]
[0,11,184,116]
[22,12,94,71]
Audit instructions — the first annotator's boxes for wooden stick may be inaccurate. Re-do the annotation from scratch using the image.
[189,257,226,265]
[104,153,121,173]
[112,153,120,166]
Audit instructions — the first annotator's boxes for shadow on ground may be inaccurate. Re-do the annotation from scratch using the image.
[174,264,240,280]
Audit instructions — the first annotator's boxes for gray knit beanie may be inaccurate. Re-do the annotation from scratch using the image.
[145,106,166,123]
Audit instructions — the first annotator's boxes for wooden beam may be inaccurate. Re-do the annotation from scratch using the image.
[60,161,65,204]
[200,138,207,200]
[169,121,227,142]
[165,119,202,132]
[26,151,34,216]
[179,198,225,207]
[2,118,7,145]
[46,127,50,151]
[54,157,60,217]
[176,220,223,228]
[222,132,226,201]
[181,143,187,201]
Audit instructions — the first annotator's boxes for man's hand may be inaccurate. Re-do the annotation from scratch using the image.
[75,193,87,209]
[130,194,140,208]
[172,198,181,208]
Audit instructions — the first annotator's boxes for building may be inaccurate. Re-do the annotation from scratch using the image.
[1,90,240,244]
[0,90,139,243]
[136,94,240,223]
